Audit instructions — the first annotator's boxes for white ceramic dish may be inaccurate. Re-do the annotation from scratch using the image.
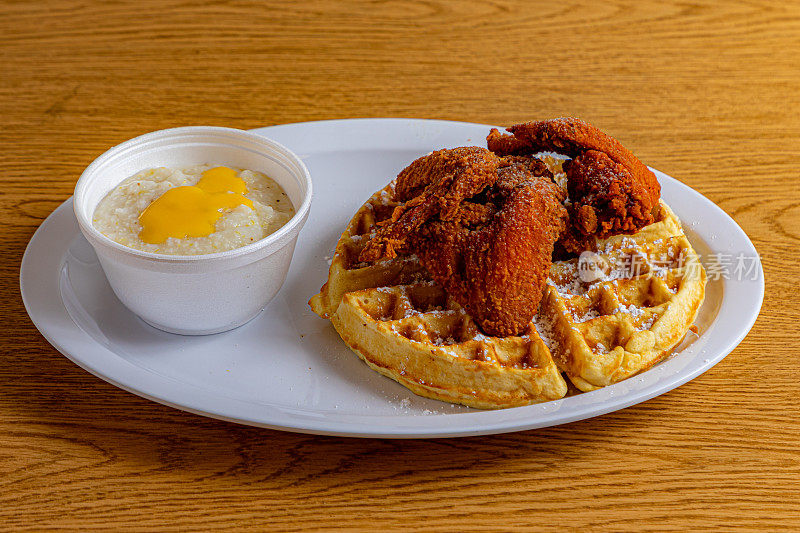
[73,127,312,335]
[20,119,764,438]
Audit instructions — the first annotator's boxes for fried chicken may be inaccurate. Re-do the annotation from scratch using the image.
[410,159,567,336]
[359,148,566,337]
[359,147,499,262]
[356,119,660,337]
[487,118,660,253]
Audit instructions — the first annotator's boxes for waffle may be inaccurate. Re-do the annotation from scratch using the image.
[542,201,706,391]
[309,161,706,408]
[309,183,568,409]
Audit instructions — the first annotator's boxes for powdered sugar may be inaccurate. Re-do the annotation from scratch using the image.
[612,303,645,319]
[534,313,557,350]
[572,308,599,323]
[378,188,393,206]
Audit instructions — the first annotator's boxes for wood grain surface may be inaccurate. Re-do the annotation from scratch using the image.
[2,0,798,530]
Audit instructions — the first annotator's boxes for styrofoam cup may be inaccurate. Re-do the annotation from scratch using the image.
[73,126,312,335]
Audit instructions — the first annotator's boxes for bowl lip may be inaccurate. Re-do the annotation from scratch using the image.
[73,126,313,264]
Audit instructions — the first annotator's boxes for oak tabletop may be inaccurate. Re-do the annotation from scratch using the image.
[3,0,798,530]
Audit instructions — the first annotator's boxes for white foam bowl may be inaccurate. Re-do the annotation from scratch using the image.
[73,126,312,335]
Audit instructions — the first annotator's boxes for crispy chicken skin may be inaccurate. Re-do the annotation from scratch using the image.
[487,117,660,253]
[410,161,567,336]
[359,147,499,262]
[356,119,660,337]
[359,148,566,337]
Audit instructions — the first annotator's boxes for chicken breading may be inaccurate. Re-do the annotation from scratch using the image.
[359,148,566,336]
[409,160,567,336]
[358,118,661,337]
[359,146,499,262]
[488,117,660,253]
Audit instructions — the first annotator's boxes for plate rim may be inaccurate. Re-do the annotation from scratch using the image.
[20,118,764,438]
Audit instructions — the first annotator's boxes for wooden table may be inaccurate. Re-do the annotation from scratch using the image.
[3,1,797,530]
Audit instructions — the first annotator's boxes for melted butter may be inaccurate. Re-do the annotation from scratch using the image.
[138,167,254,244]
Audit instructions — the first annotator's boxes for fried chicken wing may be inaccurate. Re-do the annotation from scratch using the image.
[488,118,660,253]
[410,162,567,336]
[359,149,566,336]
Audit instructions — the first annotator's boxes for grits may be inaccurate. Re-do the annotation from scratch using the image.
[93,164,294,255]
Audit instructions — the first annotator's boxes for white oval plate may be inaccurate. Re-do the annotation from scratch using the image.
[20,119,763,438]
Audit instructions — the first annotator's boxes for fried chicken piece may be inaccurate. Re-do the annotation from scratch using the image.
[359,147,500,262]
[410,163,567,336]
[488,118,660,253]
[359,151,566,337]
[354,119,659,336]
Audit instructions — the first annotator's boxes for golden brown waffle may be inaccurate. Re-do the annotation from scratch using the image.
[542,201,706,391]
[309,183,426,320]
[309,161,706,408]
